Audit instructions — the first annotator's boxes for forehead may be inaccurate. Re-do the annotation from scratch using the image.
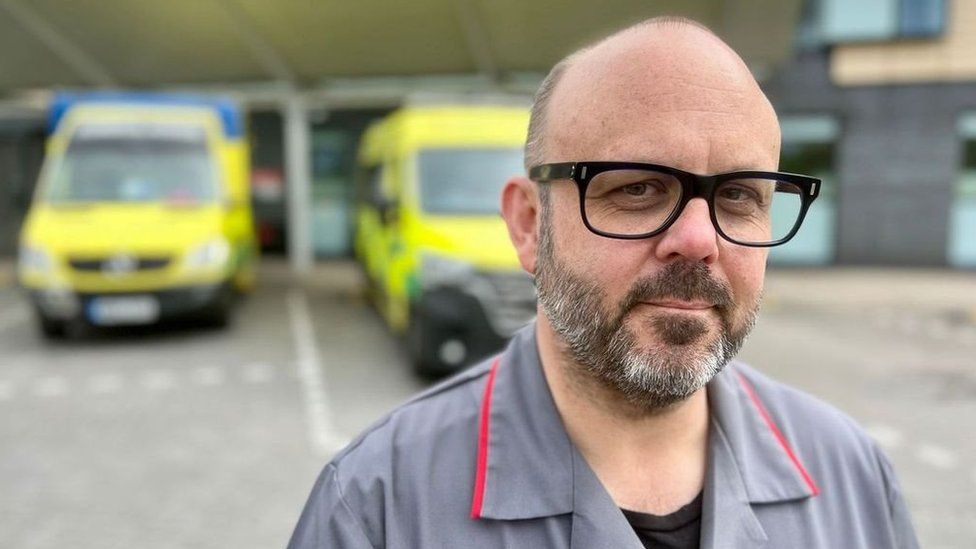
[546,27,780,173]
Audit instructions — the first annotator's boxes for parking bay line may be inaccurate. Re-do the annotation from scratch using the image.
[0,304,29,334]
[142,369,177,392]
[88,373,124,395]
[242,362,274,384]
[287,289,346,456]
[190,365,225,387]
[865,423,904,450]
[0,380,12,401]
[34,376,69,398]
[915,443,959,471]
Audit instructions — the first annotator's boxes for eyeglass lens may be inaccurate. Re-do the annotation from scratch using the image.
[583,169,804,244]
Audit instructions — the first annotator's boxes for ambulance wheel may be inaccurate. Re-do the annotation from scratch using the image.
[200,285,234,328]
[407,311,442,378]
[37,314,67,339]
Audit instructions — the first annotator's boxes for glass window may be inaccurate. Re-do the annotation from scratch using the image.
[820,0,898,42]
[417,147,524,215]
[949,113,976,267]
[311,128,354,257]
[769,115,839,265]
[899,0,945,37]
[817,0,944,43]
[44,123,218,204]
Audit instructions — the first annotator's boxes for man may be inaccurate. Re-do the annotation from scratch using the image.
[289,17,918,548]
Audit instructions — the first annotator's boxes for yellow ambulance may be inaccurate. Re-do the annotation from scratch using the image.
[18,92,257,337]
[355,103,537,376]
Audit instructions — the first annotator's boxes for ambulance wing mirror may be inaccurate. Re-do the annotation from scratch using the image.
[377,196,399,225]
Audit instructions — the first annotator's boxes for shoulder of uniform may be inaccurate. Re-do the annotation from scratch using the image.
[729,361,884,466]
[298,356,500,544]
[326,357,491,477]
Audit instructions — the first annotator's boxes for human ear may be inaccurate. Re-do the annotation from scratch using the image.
[500,176,539,275]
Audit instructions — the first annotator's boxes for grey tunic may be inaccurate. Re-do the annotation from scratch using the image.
[288,324,919,548]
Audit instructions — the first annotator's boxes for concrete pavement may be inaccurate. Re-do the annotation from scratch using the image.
[1,257,973,548]
[763,266,976,319]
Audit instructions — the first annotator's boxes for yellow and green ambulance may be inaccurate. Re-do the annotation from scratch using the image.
[18,92,258,336]
[355,104,537,376]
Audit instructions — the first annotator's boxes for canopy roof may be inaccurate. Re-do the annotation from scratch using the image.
[0,0,802,100]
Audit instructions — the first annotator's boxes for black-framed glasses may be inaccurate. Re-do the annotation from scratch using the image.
[528,161,821,247]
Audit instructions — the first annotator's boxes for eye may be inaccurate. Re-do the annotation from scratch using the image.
[617,178,668,197]
[722,187,742,200]
[720,185,758,203]
[621,183,651,196]
[585,170,677,212]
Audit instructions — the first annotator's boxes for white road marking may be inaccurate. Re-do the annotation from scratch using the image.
[897,315,920,334]
[915,443,959,470]
[142,369,177,392]
[287,289,345,456]
[0,380,13,401]
[865,424,903,450]
[0,305,30,333]
[88,373,123,395]
[242,362,274,384]
[34,376,69,398]
[873,309,895,330]
[190,366,225,387]
[926,319,951,341]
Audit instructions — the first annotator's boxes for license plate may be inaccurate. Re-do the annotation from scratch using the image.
[87,296,160,326]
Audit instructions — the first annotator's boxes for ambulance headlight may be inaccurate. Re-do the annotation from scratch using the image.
[186,238,231,269]
[19,244,53,274]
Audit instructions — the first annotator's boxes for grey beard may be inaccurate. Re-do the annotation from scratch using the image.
[535,223,759,413]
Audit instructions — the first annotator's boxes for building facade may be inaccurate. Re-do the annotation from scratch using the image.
[767,0,975,267]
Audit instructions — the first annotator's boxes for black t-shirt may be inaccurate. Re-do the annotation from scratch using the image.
[620,491,703,549]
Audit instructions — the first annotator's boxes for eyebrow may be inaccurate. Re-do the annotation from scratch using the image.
[721,166,778,174]
[617,157,775,175]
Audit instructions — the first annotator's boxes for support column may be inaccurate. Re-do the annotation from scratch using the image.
[284,94,313,275]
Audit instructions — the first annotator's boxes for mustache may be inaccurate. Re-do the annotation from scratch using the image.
[619,262,734,314]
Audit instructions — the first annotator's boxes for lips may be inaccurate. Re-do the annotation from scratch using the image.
[644,300,715,310]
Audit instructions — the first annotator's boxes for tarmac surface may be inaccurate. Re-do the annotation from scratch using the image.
[0,257,974,548]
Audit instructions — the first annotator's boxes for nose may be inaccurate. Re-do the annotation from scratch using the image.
[653,198,719,264]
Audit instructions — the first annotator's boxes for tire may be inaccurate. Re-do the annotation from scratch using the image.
[407,311,441,378]
[37,314,67,339]
[407,309,472,378]
[199,285,234,328]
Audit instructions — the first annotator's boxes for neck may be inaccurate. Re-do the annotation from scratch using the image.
[536,315,710,514]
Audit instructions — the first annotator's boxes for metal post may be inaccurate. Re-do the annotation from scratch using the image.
[284,94,313,275]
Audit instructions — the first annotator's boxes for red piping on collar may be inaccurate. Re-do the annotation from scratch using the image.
[735,371,821,497]
[470,357,501,519]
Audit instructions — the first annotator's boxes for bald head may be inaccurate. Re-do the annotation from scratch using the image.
[525,17,780,175]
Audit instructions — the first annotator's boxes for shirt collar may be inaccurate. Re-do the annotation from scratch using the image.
[707,362,820,503]
[471,323,818,524]
[472,324,575,520]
